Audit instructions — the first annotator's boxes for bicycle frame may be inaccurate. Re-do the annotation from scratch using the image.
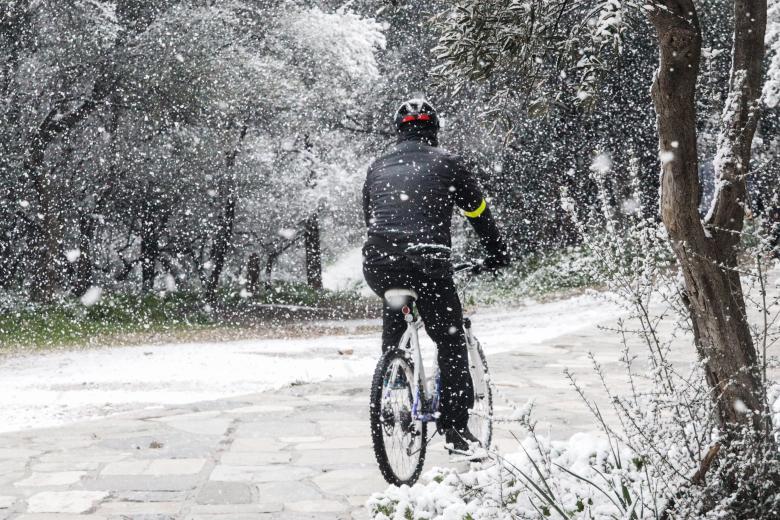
[396,309,436,423]
[397,305,487,423]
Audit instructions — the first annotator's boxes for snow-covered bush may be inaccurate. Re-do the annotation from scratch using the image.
[369,432,663,519]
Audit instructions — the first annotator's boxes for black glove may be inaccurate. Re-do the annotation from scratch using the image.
[482,249,511,271]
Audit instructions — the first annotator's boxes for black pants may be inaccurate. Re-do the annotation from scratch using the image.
[364,264,474,430]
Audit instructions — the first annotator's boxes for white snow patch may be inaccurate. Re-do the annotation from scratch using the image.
[79,286,102,307]
[0,294,621,433]
[322,246,369,295]
[589,152,612,173]
[65,249,81,263]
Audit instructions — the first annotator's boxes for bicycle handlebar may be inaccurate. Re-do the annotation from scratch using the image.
[453,262,482,275]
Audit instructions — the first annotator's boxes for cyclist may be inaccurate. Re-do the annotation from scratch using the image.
[362,98,510,454]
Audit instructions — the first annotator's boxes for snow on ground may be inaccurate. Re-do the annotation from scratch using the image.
[0,293,622,433]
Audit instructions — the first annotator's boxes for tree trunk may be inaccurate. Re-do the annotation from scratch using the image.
[138,200,168,294]
[28,168,63,303]
[206,124,248,301]
[304,213,322,290]
[247,253,260,294]
[265,252,277,290]
[140,223,158,294]
[22,73,111,302]
[648,0,768,438]
[74,212,95,296]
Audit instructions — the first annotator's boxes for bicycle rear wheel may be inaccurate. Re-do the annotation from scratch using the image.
[370,349,427,485]
[468,339,493,449]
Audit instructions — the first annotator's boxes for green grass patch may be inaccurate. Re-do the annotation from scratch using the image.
[0,292,212,349]
[0,282,370,350]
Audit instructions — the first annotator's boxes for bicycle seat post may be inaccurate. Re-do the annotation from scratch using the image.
[402,304,414,324]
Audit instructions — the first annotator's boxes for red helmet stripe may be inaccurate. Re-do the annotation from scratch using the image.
[401,114,432,124]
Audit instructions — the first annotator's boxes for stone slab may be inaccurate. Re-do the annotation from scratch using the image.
[316,421,366,437]
[209,464,316,483]
[292,449,374,467]
[221,450,291,465]
[81,475,200,492]
[256,481,322,502]
[285,499,348,513]
[14,472,86,487]
[195,481,253,505]
[294,437,371,451]
[225,405,296,415]
[15,515,107,520]
[26,491,108,514]
[229,438,287,452]
[312,468,388,496]
[161,418,233,436]
[187,503,284,514]
[234,421,318,438]
[101,458,205,476]
[113,491,187,503]
[96,500,181,515]
[32,462,100,472]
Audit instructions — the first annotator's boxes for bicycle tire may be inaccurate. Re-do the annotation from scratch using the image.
[468,339,493,449]
[370,349,427,486]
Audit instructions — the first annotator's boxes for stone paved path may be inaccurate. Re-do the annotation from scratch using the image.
[0,376,472,520]
[1,302,775,520]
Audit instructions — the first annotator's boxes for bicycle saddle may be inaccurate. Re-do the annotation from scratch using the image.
[384,288,418,309]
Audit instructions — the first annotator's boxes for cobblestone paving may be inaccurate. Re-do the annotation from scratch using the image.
[1,310,745,519]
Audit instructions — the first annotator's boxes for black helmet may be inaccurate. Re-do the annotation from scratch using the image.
[393,99,439,132]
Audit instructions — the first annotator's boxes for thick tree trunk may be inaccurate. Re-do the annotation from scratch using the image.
[28,166,65,303]
[22,74,111,302]
[304,213,322,290]
[206,125,248,301]
[648,0,768,438]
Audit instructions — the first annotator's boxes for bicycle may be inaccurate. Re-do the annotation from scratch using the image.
[369,262,493,486]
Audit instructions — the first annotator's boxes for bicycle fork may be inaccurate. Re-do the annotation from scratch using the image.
[464,318,487,399]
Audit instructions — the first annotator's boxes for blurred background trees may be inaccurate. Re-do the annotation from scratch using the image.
[1,0,779,307]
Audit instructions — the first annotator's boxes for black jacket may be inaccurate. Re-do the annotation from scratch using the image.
[362,130,507,268]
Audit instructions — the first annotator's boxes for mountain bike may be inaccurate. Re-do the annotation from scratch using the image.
[369,262,493,486]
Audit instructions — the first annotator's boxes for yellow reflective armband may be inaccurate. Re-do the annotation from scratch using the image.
[463,199,487,218]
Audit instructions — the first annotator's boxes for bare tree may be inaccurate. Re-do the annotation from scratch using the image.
[206,123,248,302]
[648,0,769,437]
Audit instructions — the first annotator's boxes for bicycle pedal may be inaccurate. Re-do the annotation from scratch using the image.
[448,447,489,463]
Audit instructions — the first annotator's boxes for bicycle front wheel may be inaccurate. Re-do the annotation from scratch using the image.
[369,349,427,486]
[468,339,493,449]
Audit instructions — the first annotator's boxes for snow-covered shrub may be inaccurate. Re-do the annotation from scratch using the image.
[369,432,662,519]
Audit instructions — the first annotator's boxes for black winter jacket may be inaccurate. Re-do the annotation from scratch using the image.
[362,131,507,268]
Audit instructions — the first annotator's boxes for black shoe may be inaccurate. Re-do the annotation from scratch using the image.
[444,427,481,454]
